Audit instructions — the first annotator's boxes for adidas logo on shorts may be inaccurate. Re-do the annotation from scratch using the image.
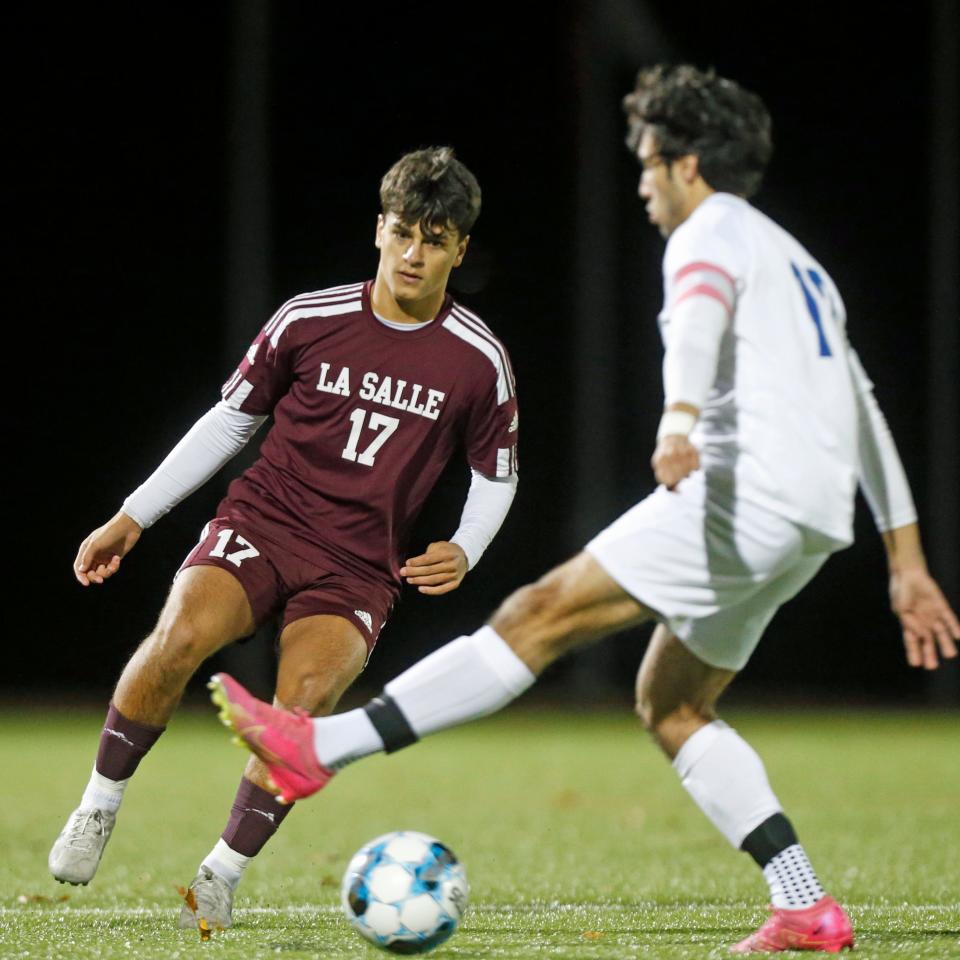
[354,610,373,633]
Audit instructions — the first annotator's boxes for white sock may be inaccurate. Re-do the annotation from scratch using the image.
[313,626,536,769]
[313,709,385,769]
[202,838,252,891]
[672,720,783,847]
[763,844,826,909]
[80,768,128,814]
[384,626,535,736]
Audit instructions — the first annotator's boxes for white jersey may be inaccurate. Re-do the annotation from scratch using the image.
[661,193,868,546]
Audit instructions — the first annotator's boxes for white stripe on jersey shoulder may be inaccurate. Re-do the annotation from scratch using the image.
[451,305,517,392]
[264,283,365,337]
[224,378,254,410]
[444,307,516,402]
[222,369,243,397]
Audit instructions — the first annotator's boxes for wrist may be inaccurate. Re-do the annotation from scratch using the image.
[882,524,926,573]
[116,509,145,533]
[657,409,697,440]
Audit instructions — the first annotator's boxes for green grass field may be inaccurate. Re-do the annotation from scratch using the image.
[1,706,957,959]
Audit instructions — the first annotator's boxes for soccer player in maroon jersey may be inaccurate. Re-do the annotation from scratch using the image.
[48,147,519,929]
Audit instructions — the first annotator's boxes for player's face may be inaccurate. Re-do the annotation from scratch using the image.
[637,130,689,238]
[374,213,469,320]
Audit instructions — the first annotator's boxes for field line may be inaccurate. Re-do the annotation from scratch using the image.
[1,903,956,917]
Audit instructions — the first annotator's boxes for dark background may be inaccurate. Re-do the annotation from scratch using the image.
[6,2,958,706]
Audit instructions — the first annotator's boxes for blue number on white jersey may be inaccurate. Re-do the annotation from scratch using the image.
[790,262,833,357]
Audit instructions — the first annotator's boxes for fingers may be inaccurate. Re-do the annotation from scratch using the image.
[902,618,955,670]
[402,565,463,592]
[401,542,466,594]
[933,621,959,661]
[941,603,960,641]
[417,581,461,596]
[651,440,699,490]
[75,552,122,587]
[902,629,923,668]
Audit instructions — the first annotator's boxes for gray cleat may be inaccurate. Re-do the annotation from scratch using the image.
[48,808,116,885]
[178,865,234,929]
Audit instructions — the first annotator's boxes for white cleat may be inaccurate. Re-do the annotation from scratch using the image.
[48,808,116,885]
[178,866,234,929]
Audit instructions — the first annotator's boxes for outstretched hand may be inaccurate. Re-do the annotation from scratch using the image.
[401,541,468,596]
[74,510,143,586]
[889,566,960,669]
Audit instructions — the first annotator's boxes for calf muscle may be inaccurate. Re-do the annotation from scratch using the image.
[491,552,650,675]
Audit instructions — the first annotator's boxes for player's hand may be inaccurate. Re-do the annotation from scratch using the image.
[889,565,960,669]
[401,541,468,596]
[74,510,143,587]
[652,435,700,489]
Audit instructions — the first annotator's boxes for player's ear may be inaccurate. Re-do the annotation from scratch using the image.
[453,234,470,268]
[375,214,385,249]
[678,154,701,185]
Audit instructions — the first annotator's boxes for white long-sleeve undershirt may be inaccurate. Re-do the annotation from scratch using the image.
[122,402,517,569]
[846,348,917,532]
[662,291,729,410]
[449,469,518,570]
[122,402,266,528]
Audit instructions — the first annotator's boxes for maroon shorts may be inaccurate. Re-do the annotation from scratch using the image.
[178,516,395,654]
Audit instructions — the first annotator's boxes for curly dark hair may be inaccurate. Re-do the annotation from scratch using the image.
[623,64,773,198]
[380,147,482,238]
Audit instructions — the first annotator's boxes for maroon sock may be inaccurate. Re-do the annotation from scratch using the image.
[94,702,165,781]
[221,777,294,857]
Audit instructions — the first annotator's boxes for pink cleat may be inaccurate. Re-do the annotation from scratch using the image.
[731,896,854,953]
[208,673,335,804]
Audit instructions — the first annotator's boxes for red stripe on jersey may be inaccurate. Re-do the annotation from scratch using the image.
[674,283,734,316]
[673,261,736,289]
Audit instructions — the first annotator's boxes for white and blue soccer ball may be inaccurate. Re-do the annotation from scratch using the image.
[341,830,469,954]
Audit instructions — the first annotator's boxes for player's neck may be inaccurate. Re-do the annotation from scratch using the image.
[370,277,445,325]
[683,183,716,222]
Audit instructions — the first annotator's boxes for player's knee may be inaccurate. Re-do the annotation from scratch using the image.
[280,671,341,716]
[635,686,667,735]
[493,576,564,641]
[147,616,218,678]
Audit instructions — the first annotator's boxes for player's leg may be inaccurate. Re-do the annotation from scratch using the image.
[185,614,368,927]
[210,551,652,797]
[49,565,256,886]
[637,624,853,952]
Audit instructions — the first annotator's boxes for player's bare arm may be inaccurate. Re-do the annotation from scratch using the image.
[652,401,700,489]
[882,522,960,669]
[400,541,468,596]
[74,510,143,587]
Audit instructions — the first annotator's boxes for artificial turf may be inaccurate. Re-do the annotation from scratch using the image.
[1,706,957,959]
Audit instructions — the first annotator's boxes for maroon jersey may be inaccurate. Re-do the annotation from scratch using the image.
[219,280,518,587]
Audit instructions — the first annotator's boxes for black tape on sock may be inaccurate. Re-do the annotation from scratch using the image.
[740,813,799,867]
[364,693,419,754]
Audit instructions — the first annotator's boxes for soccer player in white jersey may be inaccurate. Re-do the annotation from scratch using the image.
[211,66,959,952]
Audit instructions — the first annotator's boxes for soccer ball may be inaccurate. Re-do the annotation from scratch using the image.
[341,830,469,954]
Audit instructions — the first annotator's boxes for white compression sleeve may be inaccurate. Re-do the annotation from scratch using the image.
[662,292,728,409]
[122,402,266,528]
[672,720,783,848]
[449,469,518,570]
[383,626,535,738]
[847,348,917,532]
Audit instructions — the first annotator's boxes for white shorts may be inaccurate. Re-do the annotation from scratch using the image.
[585,471,832,671]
